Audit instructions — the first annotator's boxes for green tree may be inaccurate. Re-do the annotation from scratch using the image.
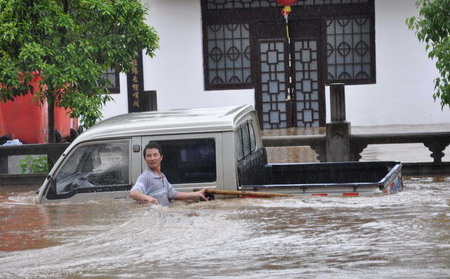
[407,0,450,108]
[0,0,159,142]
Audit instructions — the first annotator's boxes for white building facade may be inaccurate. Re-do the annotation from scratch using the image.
[101,0,450,128]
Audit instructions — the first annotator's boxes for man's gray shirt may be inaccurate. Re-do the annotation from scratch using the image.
[131,168,178,206]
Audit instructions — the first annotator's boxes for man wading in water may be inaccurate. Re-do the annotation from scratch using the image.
[130,142,209,206]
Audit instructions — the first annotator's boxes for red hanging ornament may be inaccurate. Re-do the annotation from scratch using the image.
[276,0,298,16]
[276,0,298,6]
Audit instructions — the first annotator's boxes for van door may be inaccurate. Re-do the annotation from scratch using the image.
[140,134,223,192]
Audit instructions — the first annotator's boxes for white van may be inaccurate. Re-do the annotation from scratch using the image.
[37,105,402,203]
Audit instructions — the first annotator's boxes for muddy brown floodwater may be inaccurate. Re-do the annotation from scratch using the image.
[1,176,449,279]
[1,124,449,278]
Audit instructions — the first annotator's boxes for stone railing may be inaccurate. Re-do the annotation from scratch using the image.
[350,132,450,163]
[263,132,450,164]
[0,143,69,186]
[262,131,450,165]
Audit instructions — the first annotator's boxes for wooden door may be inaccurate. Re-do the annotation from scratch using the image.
[254,20,325,129]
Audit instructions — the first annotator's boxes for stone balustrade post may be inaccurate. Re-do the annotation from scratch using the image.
[326,83,352,162]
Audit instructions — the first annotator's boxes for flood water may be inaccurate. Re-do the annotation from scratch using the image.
[1,176,449,278]
[1,124,450,278]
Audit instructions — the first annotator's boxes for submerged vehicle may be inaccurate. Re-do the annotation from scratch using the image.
[36,105,402,203]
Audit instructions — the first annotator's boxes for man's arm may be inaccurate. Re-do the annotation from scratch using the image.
[174,188,208,201]
[130,189,159,204]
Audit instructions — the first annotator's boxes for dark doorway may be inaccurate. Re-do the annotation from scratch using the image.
[254,19,325,129]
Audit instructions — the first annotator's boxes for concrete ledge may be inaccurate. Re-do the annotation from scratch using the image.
[0,143,69,174]
[0,173,47,187]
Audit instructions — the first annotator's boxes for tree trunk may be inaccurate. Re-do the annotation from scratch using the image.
[47,99,55,143]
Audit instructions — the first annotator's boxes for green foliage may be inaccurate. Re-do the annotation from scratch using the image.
[407,0,450,108]
[17,155,50,174]
[0,0,159,128]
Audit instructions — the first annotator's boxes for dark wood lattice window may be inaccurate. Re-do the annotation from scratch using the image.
[202,0,375,90]
[102,67,120,93]
[205,0,369,10]
[205,24,252,90]
[326,18,373,82]
[259,40,288,129]
[294,40,320,127]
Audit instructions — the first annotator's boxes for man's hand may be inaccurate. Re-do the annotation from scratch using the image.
[145,195,159,205]
[196,188,209,201]
[130,190,159,204]
[174,189,209,201]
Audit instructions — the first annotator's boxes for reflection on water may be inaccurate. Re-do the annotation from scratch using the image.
[1,177,449,278]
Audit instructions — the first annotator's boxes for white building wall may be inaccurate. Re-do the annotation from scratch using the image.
[101,74,129,120]
[338,0,450,126]
[142,0,254,112]
[101,0,450,126]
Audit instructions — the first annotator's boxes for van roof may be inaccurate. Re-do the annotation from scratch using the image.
[72,105,254,143]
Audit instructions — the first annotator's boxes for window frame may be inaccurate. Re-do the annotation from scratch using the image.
[202,20,254,91]
[236,121,258,161]
[141,133,223,189]
[201,0,376,90]
[325,15,376,85]
[103,66,120,94]
[46,139,132,200]
[154,138,218,184]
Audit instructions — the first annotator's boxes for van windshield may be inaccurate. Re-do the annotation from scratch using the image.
[50,140,130,198]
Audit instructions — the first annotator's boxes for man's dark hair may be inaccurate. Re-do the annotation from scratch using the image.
[143,142,163,158]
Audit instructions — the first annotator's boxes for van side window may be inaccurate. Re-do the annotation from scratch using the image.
[242,123,251,156]
[236,126,244,160]
[248,122,256,152]
[157,138,216,184]
[236,121,257,161]
[48,141,130,199]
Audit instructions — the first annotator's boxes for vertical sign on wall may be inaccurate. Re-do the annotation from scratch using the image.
[127,52,144,113]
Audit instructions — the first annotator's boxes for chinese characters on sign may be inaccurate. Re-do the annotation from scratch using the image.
[127,52,144,113]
